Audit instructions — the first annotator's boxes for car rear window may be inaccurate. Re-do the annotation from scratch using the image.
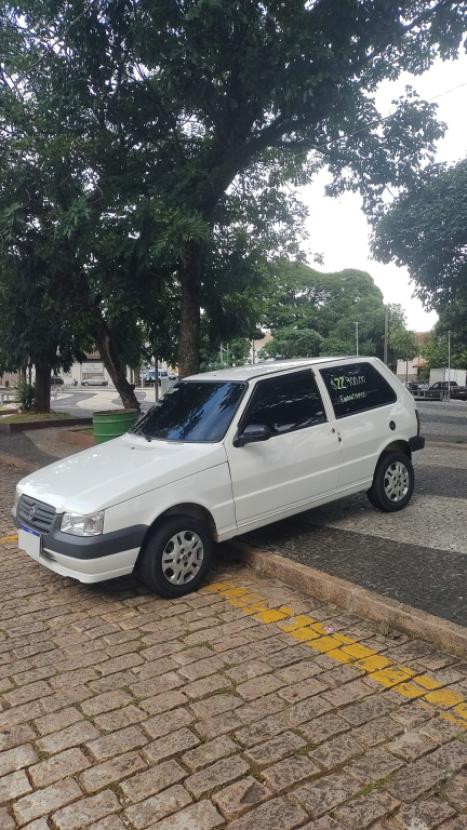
[320,362,396,418]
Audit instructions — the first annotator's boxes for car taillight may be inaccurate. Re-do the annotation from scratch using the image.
[415,409,421,436]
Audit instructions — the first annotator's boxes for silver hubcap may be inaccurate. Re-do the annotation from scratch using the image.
[384,461,410,502]
[161,531,204,585]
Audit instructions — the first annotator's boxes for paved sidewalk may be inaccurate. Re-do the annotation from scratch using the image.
[1,466,467,828]
[247,442,467,627]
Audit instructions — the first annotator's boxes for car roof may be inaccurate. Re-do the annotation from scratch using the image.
[186,356,378,382]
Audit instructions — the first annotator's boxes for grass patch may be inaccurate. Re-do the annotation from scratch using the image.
[354,776,391,798]
[0,411,71,423]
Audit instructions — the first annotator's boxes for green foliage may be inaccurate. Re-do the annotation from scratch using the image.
[200,335,250,371]
[16,380,34,413]
[263,327,321,359]
[422,331,467,374]
[0,0,465,375]
[374,159,467,366]
[262,262,387,358]
[388,325,417,363]
[374,159,467,309]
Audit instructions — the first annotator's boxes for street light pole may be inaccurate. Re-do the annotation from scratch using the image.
[383,306,389,365]
[353,322,360,356]
[447,330,451,402]
[154,356,159,402]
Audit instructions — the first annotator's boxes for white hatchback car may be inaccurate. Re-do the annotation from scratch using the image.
[13,357,424,597]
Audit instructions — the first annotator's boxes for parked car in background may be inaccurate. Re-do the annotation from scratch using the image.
[82,379,108,387]
[50,376,64,385]
[450,384,467,401]
[405,382,419,394]
[143,369,168,385]
[422,381,467,400]
[13,357,424,598]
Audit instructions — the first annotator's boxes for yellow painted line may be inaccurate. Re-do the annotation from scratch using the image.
[342,642,376,660]
[424,688,465,708]
[254,609,289,623]
[356,655,391,672]
[289,626,320,642]
[205,579,467,731]
[454,702,467,719]
[326,648,355,664]
[221,587,250,599]
[0,534,17,544]
[367,667,415,687]
[412,674,443,691]
[279,615,315,631]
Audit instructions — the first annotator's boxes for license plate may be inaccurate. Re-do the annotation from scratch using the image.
[18,527,41,562]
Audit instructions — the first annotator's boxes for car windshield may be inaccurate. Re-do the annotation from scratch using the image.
[131,380,246,442]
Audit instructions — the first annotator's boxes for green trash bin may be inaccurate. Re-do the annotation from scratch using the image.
[92,409,138,444]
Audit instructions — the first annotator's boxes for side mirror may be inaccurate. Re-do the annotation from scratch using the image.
[234,423,272,448]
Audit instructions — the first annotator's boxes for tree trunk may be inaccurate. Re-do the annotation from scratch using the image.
[34,360,52,413]
[93,316,140,411]
[178,249,203,377]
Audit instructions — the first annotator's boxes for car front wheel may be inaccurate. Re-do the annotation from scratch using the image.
[138,516,213,597]
[367,451,414,512]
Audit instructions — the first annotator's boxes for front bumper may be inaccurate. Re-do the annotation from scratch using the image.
[14,509,147,583]
[34,545,141,583]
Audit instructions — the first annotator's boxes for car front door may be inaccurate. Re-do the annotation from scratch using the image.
[225,369,339,528]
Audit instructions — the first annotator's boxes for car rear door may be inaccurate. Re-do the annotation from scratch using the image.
[225,369,339,527]
[318,361,401,489]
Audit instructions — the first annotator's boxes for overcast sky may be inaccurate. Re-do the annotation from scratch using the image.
[299,52,467,332]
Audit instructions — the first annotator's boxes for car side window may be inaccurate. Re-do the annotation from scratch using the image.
[320,362,396,418]
[242,370,326,436]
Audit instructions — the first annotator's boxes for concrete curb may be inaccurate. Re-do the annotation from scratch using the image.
[227,540,467,659]
[0,417,92,433]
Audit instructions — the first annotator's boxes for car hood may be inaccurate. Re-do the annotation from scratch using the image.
[17,433,228,514]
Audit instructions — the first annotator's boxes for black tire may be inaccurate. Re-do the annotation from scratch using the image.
[367,451,414,512]
[138,515,213,598]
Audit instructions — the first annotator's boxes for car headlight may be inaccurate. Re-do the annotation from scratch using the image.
[12,490,21,518]
[61,511,105,537]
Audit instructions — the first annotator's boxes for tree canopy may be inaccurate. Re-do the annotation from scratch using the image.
[259,261,414,364]
[0,0,465,408]
[373,158,467,310]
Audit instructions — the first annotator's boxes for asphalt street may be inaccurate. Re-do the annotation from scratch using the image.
[50,385,168,416]
[417,398,467,444]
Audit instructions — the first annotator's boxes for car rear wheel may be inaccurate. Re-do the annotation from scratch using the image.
[138,516,213,597]
[367,451,414,512]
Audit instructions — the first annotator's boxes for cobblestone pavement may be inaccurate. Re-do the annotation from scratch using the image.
[1,463,467,828]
